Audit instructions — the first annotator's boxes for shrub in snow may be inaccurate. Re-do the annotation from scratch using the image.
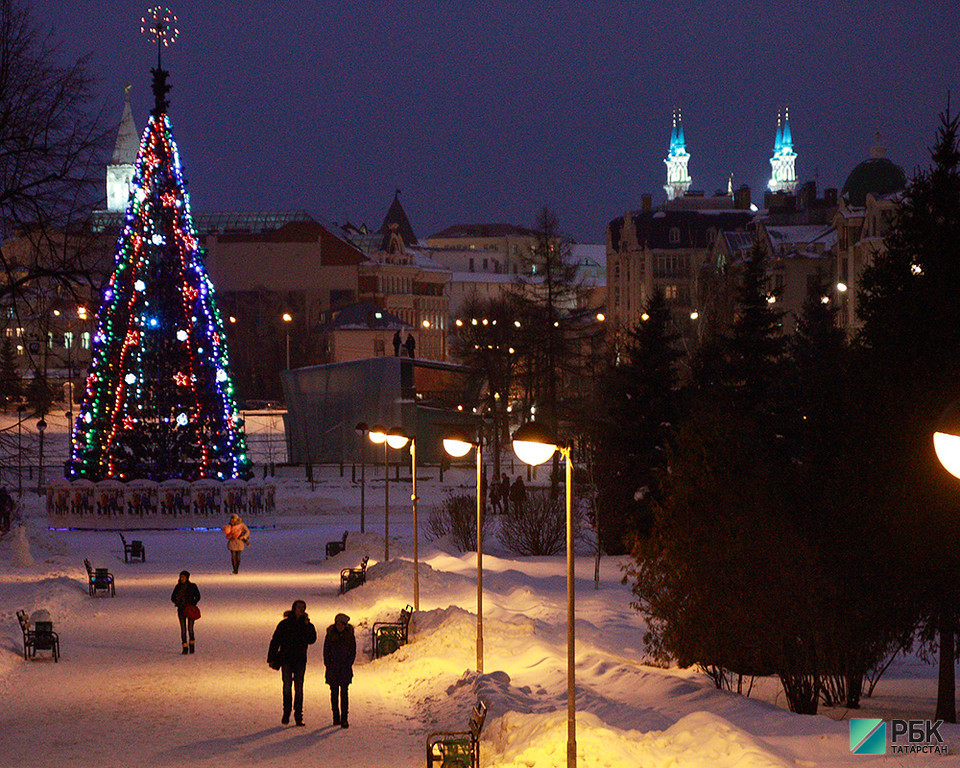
[497,489,572,556]
[426,493,487,552]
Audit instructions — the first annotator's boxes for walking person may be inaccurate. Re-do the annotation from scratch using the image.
[404,333,416,358]
[223,513,250,574]
[323,612,356,728]
[510,475,526,515]
[489,475,502,515]
[267,599,317,726]
[392,330,402,356]
[171,570,201,655]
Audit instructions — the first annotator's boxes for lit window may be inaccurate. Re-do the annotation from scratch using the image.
[64,332,74,350]
[81,332,91,349]
[669,227,680,244]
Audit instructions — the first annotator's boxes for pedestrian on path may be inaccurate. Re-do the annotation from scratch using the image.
[170,570,201,655]
[267,599,317,726]
[223,513,250,574]
[323,612,356,728]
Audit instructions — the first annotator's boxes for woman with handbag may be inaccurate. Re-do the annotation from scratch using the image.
[171,569,201,655]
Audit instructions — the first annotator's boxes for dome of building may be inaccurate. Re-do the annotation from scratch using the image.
[841,157,906,206]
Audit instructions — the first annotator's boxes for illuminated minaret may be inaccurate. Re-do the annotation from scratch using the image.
[663,109,692,201]
[768,108,798,193]
[106,86,139,212]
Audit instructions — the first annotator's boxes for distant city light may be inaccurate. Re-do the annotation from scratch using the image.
[690,311,699,320]
[837,282,848,292]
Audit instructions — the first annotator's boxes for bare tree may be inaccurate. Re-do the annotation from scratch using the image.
[0,0,109,412]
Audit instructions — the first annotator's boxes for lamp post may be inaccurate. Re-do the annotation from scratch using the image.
[282,312,293,370]
[932,401,960,722]
[355,422,368,533]
[387,428,418,611]
[443,430,483,673]
[36,418,47,495]
[368,425,389,560]
[16,405,25,497]
[512,422,576,768]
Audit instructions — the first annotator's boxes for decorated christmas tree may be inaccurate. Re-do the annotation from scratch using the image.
[68,8,251,482]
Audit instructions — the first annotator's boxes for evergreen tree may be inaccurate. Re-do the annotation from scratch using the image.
[857,107,960,722]
[0,337,21,406]
[592,289,681,553]
[67,57,250,482]
[512,207,585,434]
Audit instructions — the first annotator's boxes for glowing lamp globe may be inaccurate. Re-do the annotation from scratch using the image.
[934,401,960,479]
[512,422,559,466]
[368,425,387,444]
[443,433,473,458]
[386,428,410,450]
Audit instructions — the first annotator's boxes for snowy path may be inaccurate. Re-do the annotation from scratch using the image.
[0,527,430,768]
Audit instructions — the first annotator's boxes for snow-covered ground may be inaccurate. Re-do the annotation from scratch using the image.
[2,465,958,767]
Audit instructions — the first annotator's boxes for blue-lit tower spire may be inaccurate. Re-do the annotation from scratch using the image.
[768,107,798,193]
[664,108,692,201]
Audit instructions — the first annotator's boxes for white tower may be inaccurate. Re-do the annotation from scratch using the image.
[106,86,139,212]
[663,109,692,201]
[768,108,798,194]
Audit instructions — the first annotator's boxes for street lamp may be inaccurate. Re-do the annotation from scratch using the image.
[36,419,47,495]
[387,427,419,611]
[443,429,483,672]
[512,422,577,768]
[355,422,368,533]
[282,312,293,370]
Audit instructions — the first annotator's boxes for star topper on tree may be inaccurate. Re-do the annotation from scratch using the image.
[140,6,179,115]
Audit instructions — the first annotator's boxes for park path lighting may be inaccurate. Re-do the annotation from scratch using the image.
[932,400,960,722]
[386,427,419,610]
[282,312,293,369]
[443,429,483,673]
[36,419,47,495]
[512,421,577,768]
[355,422,368,532]
[368,425,390,560]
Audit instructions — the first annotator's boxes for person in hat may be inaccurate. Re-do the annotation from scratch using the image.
[267,599,317,726]
[170,570,201,655]
[323,612,356,728]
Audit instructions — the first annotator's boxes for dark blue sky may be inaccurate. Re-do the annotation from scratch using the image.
[34,1,960,241]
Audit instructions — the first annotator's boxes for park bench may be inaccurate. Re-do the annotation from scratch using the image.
[325,530,348,559]
[426,699,487,768]
[372,604,413,659]
[339,555,368,595]
[84,558,115,597]
[119,532,146,563]
[17,609,60,662]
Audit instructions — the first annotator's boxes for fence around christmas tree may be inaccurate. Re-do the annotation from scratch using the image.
[45,478,275,530]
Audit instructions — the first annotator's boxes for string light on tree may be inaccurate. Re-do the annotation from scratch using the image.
[67,9,250,483]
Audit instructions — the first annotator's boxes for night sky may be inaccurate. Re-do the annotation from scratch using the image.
[33,1,960,242]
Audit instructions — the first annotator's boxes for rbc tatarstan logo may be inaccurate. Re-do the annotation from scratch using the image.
[850,719,885,754]
[850,718,948,755]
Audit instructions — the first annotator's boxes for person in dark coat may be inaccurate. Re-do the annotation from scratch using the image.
[267,599,318,726]
[404,333,416,358]
[323,612,357,728]
[509,475,526,515]
[170,570,201,655]
[499,474,510,511]
[0,487,12,533]
[392,330,402,356]
[489,476,502,515]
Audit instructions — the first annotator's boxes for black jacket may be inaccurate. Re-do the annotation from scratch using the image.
[171,581,201,611]
[323,624,357,685]
[268,613,318,668]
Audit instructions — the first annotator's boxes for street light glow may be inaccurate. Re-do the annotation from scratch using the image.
[837,282,848,292]
[282,313,292,322]
[512,422,559,466]
[368,425,387,444]
[386,428,410,450]
[442,436,473,458]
